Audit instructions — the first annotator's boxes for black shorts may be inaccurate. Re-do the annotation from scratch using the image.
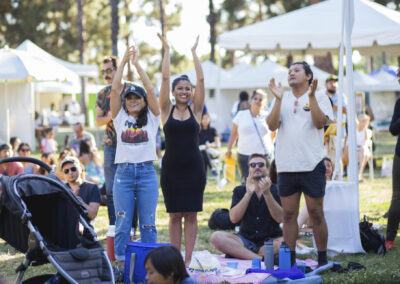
[278,160,326,198]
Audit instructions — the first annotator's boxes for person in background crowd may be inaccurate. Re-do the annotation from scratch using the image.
[66,122,96,155]
[39,152,57,175]
[110,44,160,281]
[95,55,119,227]
[385,67,400,250]
[55,147,76,181]
[199,112,220,176]
[0,144,24,176]
[9,137,21,157]
[61,156,101,220]
[342,114,371,182]
[210,154,283,260]
[231,90,250,117]
[145,246,198,284]
[267,61,333,267]
[227,89,274,182]
[158,34,206,267]
[41,127,58,154]
[78,140,104,186]
[17,143,39,174]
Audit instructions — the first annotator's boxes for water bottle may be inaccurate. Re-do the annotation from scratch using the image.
[264,239,274,270]
[278,241,291,270]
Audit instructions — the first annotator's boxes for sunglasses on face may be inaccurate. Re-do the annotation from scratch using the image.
[102,67,115,74]
[250,162,265,168]
[20,148,30,152]
[64,166,77,174]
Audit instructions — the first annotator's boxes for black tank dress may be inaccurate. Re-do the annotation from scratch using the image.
[161,106,206,213]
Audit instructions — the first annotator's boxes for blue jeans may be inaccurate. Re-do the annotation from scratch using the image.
[113,162,159,261]
[104,145,117,225]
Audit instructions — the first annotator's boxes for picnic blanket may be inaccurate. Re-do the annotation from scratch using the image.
[189,254,320,284]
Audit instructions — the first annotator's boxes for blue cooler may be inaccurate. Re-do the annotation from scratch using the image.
[124,242,170,284]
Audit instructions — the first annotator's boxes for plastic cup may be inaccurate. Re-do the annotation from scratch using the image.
[227,262,238,269]
[252,258,261,269]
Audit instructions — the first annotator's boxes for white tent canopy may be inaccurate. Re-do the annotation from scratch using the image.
[168,60,231,90]
[352,70,381,92]
[0,47,81,148]
[17,39,98,78]
[218,0,400,56]
[369,68,400,92]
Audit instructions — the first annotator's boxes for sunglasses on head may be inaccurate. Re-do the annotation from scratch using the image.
[102,67,115,74]
[250,162,265,168]
[64,166,77,174]
[20,148,30,152]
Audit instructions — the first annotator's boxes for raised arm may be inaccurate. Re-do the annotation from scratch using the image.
[131,45,160,116]
[157,33,171,120]
[260,178,283,224]
[267,78,283,131]
[308,79,329,129]
[229,179,255,224]
[110,46,134,118]
[190,36,205,120]
[226,123,238,157]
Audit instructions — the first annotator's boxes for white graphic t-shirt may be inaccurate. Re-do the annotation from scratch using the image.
[113,107,160,164]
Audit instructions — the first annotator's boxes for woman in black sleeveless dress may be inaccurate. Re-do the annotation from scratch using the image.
[158,34,206,266]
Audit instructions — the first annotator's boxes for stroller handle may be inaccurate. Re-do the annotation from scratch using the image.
[0,157,53,173]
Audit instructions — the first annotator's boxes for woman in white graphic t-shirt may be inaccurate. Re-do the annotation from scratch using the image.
[110,45,161,278]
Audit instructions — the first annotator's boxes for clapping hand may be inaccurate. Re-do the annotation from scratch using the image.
[245,176,256,195]
[269,78,284,101]
[123,45,135,64]
[308,79,318,97]
[259,177,271,195]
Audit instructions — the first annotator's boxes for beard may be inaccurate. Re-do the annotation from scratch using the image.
[327,89,336,94]
[252,171,266,181]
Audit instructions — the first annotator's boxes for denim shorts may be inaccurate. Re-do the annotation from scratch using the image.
[278,160,326,198]
[237,234,262,254]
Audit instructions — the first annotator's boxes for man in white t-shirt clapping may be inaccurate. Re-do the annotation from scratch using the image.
[267,61,333,268]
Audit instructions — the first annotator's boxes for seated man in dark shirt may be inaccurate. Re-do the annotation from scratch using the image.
[210,153,283,259]
[61,156,101,220]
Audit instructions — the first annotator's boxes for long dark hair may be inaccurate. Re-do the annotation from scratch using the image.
[79,140,90,156]
[145,246,189,282]
[123,93,148,128]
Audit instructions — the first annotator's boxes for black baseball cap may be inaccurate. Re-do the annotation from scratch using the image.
[123,84,147,99]
[326,74,338,82]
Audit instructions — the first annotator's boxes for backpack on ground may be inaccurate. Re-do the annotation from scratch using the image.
[208,208,236,230]
[359,215,386,255]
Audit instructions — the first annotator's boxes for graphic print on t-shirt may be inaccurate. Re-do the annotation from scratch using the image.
[121,119,148,144]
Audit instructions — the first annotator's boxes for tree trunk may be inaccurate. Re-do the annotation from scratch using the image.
[125,34,134,82]
[314,52,335,74]
[76,0,87,125]
[159,0,166,64]
[286,54,293,68]
[207,0,217,63]
[110,0,119,56]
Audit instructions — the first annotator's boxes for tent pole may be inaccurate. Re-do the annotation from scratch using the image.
[333,0,346,181]
[216,46,223,134]
[5,82,10,145]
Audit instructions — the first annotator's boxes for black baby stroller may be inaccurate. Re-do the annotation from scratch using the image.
[0,157,114,283]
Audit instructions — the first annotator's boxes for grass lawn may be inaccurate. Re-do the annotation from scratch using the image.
[1,131,399,283]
